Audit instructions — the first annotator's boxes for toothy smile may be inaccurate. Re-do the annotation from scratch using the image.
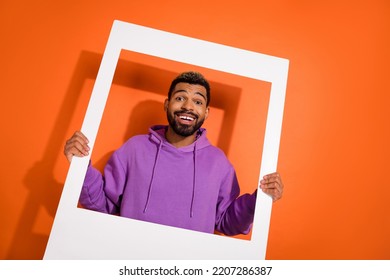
[175,111,198,122]
[179,115,195,121]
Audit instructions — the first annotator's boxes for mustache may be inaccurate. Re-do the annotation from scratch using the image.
[174,110,199,119]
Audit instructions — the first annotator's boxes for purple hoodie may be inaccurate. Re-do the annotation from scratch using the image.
[79,125,256,235]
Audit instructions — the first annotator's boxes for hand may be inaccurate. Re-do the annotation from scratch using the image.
[260,172,284,202]
[64,131,90,163]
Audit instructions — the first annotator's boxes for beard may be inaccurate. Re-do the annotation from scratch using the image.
[167,110,205,137]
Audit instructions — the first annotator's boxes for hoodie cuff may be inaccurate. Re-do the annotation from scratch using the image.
[83,163,101,187]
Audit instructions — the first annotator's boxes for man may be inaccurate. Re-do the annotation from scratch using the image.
[64,71,283,236]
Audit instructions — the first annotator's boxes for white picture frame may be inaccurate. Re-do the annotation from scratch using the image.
[44,20,289,259]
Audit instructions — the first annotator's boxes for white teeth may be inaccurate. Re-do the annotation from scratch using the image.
[179,116,194,121]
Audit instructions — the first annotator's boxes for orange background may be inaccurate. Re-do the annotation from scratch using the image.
[1,0,389,259]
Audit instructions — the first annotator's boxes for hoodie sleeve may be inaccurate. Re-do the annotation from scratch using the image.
[79,151,127,215]
[214,167,257,236]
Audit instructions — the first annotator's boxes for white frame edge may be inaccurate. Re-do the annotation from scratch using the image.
[44,20,289,260]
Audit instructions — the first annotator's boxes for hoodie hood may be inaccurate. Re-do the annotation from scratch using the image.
[143,125,211,217]
[148,125,211,151]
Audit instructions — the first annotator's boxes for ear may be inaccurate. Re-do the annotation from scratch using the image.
[164,99,169,112]
[205,106,210,119]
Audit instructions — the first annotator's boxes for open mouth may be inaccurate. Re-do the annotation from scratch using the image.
[176,113,197,124]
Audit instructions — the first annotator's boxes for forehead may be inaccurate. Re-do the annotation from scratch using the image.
[172,82,207,96]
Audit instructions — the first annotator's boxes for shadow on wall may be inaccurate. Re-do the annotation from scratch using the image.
[8,50,241,259]
[7,51,102,259]
[93,100,168,172]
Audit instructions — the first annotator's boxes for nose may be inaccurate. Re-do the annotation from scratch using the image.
[181,99,194,111]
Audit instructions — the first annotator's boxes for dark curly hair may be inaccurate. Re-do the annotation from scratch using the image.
[168,71,211,106]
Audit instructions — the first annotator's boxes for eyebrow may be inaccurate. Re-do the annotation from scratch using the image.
[172,89,207,102]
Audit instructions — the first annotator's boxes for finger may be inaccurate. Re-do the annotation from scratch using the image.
[64,145,88,163]
[73,131,89,144]
[260,178,280,189]
[261,188,279,201]
[64,132,90,162]
[68,131,90,150]
[260,173,283,189]
[261,181,283,199]
[260,184,282,201]
[259,172,283,202]
[262,172,281,183]
[66,138,90,152]
[261,187,282,202]
[65,141,89,157]
[65,139,89,156]
[68,132,89,147]
[64,147,86,162]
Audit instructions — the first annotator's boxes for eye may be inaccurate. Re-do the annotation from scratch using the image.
[175,96,185,102]
[194,100,203,106]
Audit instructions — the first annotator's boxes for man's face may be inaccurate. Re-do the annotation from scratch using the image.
[165,82,209,137]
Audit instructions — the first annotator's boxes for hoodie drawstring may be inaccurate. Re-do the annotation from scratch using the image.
[143,135,198,218]
[190,143,197,218]
[143,140,162,213]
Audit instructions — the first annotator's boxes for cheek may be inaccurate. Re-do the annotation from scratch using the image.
[165,103,175,113]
